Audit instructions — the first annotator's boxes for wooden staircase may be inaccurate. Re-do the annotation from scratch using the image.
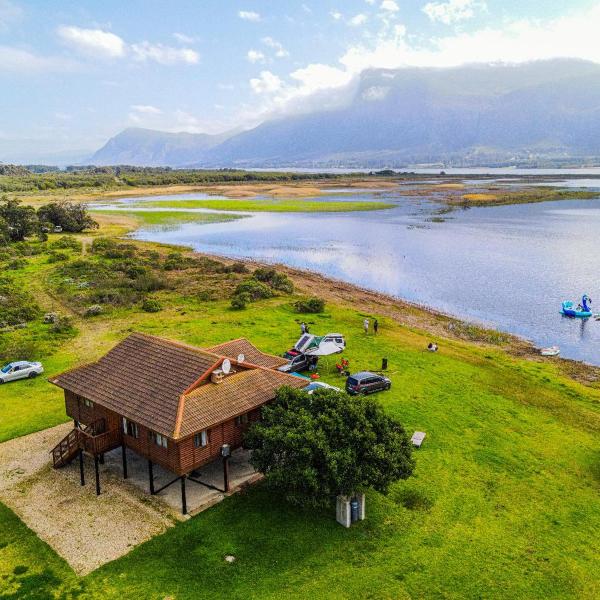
[51,419,121,468]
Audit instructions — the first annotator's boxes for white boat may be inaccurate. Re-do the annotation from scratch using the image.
[540,346,560,357]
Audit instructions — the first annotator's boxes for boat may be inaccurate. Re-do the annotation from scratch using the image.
[540,346,560,357]
[561,294,592,318]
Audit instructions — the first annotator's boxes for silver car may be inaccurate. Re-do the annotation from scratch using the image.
[0,361,44,383]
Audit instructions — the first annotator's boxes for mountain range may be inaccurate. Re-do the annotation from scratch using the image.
[91,59,600,168]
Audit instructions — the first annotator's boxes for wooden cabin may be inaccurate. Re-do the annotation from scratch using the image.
[49,333,305,513]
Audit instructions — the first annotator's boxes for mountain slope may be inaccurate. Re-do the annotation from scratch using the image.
[93,60,600,167]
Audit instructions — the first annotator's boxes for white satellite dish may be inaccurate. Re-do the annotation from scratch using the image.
[222,358,231,374]
[237,353,245,363]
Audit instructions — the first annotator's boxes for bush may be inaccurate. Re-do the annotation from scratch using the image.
[91,238,135,259]
[231,292,250,310]
[253,267,277,282]
[6,258,27,270]
[233,278,273,301]
[37,201,98,233]
[49,236,82,252]
[47,251,69,263]
[294,297,326,313]
[0,336,41,363]
[271,272,294,294]
[141,298,162,313]
[50,315,76,335]
[84,304,103,317]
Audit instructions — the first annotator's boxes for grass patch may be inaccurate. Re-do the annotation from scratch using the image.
[92,209,244,226]
[458,187,599,206]
[137,198,396,213]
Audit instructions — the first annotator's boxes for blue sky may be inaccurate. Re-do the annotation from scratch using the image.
[1,0,599,162]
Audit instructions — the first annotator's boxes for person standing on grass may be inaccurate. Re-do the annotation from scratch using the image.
[300,322,307,335]
[363,318,369,335]
[374,319,378,334]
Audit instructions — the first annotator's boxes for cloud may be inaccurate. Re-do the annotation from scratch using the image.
[0,0,22,31]
[262,36,289,58]
[247,49,265,63]
[423,0,485,25]
[238,10,261,22]
[301,4,312,14]
[58,25,199,65]
[0,45,75,72]
[130,104,162,115]
[57,25,126,58]
[349,14,368,26]
[380,1,399,12]
[330,10,342,21]
[131,42,199,65]
[173,32,198,44]
[250,70,282,94]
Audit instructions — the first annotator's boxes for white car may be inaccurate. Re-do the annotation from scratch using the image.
[0,361,44,383]
[303,381,342,394]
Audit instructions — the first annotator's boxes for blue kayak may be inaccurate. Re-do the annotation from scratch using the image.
[561,295,593,318]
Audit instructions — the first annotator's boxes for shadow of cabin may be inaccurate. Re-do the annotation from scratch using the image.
[49,333,304,514]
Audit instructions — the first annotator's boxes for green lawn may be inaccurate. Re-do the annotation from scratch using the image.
[91,209,245,226]
[1,234,599,599]
[136,197,396,212]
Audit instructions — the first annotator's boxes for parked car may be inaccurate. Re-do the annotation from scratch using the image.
[0,361,44,383]
[278,353,318,373]
[345,371,391,395]
[303,381,342,394]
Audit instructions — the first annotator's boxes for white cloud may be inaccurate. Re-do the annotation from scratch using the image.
[262,36,289,58]
[57,25,199,65]
[247,49,265,63]
[250,70,282,94]
[349,13,368,26]
[131,42,199,65]
[302,4,312,14]
[0,0,22,31]
[238,10,261,22]
[365,0,375,4]
[0,45,75,72]
[218,82,235,90]
[173,32,198,44]
[330,10,342,21]
[57,25,126,58]
[130,104,162,115]
[380,1,399,12]
[423,0,485,25]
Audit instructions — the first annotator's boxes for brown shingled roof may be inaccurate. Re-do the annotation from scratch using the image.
[50,333,221,437]
[204,338,288,369]
[178,368,307,438]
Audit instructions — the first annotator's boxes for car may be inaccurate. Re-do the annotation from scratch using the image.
[278,353,318,373]
[345,371,391,395]
[0,361,44,384]
[302,381,342,394]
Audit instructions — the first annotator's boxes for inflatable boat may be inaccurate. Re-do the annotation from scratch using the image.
[561,294,592,318]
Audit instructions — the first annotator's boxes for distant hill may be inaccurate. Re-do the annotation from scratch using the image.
[91,127,235,167]
[92,59,600,168]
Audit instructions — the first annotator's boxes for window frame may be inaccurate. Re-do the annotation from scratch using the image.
[122,417,139,439]
[194,429,208,448]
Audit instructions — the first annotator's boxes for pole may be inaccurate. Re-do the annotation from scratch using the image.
[148,460,155,494]
[181,475,187,515]
[121,444,128,479]
[223,455,230,492]
[79,449,85,486]
[94,454,101,496]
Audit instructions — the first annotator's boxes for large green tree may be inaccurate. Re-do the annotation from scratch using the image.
[0,197,38,241]
[37,201,98,233]
[245,386,415,507]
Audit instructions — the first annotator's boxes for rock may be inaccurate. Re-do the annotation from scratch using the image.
[224,555,236,563]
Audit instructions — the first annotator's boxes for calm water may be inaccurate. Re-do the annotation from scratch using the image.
[119,188,600,364]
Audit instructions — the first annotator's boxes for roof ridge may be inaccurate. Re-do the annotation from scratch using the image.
[130,332,223,361]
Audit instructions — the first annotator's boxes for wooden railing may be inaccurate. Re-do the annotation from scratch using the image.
[51,428,80,468]
[79,427,122,455]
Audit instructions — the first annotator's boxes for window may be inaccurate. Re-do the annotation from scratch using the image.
[194,430,208,448]
[122,417,138,439]
[235,413,249,427]
[83,398,94,408]
[151,431,168,449]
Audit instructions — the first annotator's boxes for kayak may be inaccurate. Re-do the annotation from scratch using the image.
[540,346,560,357]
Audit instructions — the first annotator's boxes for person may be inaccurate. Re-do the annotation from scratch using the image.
[363,318,369,334]
[427,342,438,352]
[373,319,378,334]
[300,322,306,334]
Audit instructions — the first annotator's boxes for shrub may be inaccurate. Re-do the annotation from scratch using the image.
[141,298,162,313]
[49,236,82,252]
[233,278,273,301]
[91,238,135,259]
[6,258,27,270]
[253,267,277,282]
[37,201,98,233]
[50,315,76,335]
[0,336,41,363]
[231,292,250,310]
[84,304,103,317]
[47,251,69,263]
[0,279,39,326]
[271,272,294,294]
[294,297,326,313]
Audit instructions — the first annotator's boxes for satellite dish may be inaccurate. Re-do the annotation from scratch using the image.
[237,353,245,363]
[222,358,231,374]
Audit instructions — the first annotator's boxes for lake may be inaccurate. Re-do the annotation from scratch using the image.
[112,187,600,365]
